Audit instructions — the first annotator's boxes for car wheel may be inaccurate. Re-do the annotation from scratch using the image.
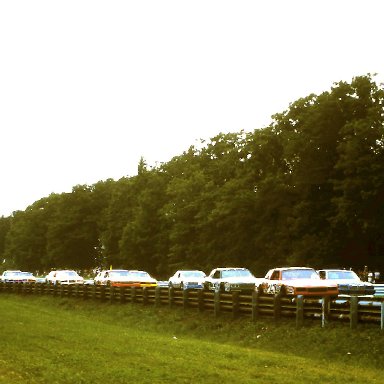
[214,282,222,293]
[224,282,231,292]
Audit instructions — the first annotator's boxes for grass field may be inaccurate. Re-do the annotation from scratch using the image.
[0,294,383,383]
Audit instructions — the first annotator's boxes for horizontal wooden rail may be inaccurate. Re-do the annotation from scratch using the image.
[1,281,384,331]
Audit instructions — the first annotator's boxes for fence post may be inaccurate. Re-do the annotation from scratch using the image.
[322,296,330,328]
[131,286,137,303]
[197,289,204,312]
[214,291,220,317]
[381,300,384,331]
[182,289,188,310]
[350,295,359,329]
[251,290,259,323]
[92,284,97,300]
[155,286,161,307]
[232,291,240,319]
[100,285,106,301]
[296,295,304,328]
[273,293,281,320]
[67,284,72,298]
[120,286,126,303]
[168,287,174,308]
[82,284,88,300]
[142,287,148,305]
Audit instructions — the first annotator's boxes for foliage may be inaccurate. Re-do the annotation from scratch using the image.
[1,74,383,277]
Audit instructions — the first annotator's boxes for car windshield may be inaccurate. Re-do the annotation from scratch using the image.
[221,269,253,278]
[129,271,150,279]
[110,271,130,277]
[326,270,359,280]
[181,271,205,278]
[7,272,21,277]
[281,269,319,280]
[60,271,79,277]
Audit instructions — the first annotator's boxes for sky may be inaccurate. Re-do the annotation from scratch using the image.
[1,0,383,217]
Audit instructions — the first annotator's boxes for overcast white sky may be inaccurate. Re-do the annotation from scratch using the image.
[1,0,383,217]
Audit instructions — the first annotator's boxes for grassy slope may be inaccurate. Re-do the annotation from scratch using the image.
[0,294,383,384]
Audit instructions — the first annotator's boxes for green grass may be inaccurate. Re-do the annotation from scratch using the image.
[0,294,383,384]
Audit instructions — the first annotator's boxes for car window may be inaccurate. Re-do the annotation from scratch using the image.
[212,270,221,278]
[270,271,280,280]
[282,269,319,280]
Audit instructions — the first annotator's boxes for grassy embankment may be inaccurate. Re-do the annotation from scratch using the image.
[0,294,383,384]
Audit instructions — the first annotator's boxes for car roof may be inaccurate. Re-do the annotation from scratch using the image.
[271,267,315,271]
[317,269,351,272]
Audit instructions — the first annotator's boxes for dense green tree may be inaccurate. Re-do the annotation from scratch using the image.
[3,198,51,272]
[119,166,169,277]
[331,76,384,268]
[0,216,11,266]
[45,186,100,269]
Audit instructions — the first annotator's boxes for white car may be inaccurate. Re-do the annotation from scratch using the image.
[0,270,36,283]
[94,269,157,288]
[204,267,261,292]
[168,270,206,290]
[45,270,84,285]
[317,269,374,295]
[0,270,21,282]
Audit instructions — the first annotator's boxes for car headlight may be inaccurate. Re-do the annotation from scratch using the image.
[286,286,295,294]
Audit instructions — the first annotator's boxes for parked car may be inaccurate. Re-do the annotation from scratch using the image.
[317,269,374,295]
[0,270,36,283]
[0,270,21,282]
[127,270,157,288]
[45,270,84,285]
[204,267,261,292]
[94,269,138,287]
[259,267,339,297]
[168,270,206,290]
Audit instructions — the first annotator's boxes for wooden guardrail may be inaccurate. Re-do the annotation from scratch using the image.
[1,281,384,331]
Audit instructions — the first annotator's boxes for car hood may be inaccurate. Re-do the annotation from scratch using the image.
[220,276,259,284]
[327,279,372,286]
[283,278,337,287]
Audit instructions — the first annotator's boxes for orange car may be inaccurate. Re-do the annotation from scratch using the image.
[258,267,339,296]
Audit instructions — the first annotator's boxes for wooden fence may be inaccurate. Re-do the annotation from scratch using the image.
[1,281,384,331]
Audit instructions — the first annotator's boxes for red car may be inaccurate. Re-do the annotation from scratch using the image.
[258,267,338,296]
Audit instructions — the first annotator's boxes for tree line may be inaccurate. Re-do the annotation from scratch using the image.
[1,75,383,278]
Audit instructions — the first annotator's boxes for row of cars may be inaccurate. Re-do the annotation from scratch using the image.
[0,266,376,297]
[0,269,157,288]
[171,267,375,297]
